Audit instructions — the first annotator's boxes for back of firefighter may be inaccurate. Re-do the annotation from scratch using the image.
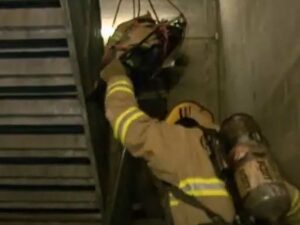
[101,18,300,225]
[103,59,235,224]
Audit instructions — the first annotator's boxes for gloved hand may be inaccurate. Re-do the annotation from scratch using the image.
[101,13,160,70]
[101,58,126,82]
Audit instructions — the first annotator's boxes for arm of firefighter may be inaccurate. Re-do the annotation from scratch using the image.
[104,75,187,184]
[285,183,300,225]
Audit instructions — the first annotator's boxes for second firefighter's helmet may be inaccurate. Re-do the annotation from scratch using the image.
[166,101,218,130]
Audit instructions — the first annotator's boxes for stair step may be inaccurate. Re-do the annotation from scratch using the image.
[0,134,87,149]
[0,190,96,202]
[0,164,91,178]
[0,0,60,9]
[0,58,72,75]
[0,8,65,28]
[0,202,98,211]
[0,99,81,116]
[0,213,102,222]
[0,116,83,126]
[0,149,88,158]
[0,178,95,186]
[0,1,103,222]
[0,76,75,87]
[0,28,67,40]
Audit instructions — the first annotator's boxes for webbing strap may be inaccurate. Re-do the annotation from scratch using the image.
[167,184,230,225]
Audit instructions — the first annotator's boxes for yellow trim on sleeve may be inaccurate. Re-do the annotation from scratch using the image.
[170,199,179,207]
[120,111,145,144]
[107,80,132,91]
[179,177,223,188]
[188,189,229,197]
[113,107,137,139]
[288,190,300,216]
[106,86,134,98]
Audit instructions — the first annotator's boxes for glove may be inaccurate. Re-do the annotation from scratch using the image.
[101,58,126,82]
[101,13,160,69]
[94,14,159,102]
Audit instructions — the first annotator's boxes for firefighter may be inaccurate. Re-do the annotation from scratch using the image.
[101,18,300,225]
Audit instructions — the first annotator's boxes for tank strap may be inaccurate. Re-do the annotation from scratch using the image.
[166,183,231,225]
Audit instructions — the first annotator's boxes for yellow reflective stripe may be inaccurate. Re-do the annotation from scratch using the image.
[169,193,179,207]
[187,189,229,197]
[107,86,134,98]
[120,111,145,144]
[289,200,300,216]
[168,178,229,208]
[179,177,223,188]
[170,200,179,207]
[288,190,300,216]
[292,190,300,208]
[107,80,132,91]
[169,189,228,208]
[113,107,137,139]
[169,190,228,208]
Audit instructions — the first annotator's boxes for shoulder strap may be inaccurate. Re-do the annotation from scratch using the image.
[167,183,231,225]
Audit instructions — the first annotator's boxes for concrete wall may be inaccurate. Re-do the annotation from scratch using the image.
[219,0,300,186]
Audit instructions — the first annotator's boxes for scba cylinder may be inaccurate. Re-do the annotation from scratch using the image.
[221,114,290,222]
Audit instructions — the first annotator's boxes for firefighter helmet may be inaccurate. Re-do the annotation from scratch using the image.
[166,101,218,130]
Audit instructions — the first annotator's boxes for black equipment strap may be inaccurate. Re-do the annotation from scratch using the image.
[167,183,230,225]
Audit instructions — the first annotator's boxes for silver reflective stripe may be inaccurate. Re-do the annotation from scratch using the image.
[169,177,229,207]
[181,182,226,193]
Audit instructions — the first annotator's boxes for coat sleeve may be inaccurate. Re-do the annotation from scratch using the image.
[104,75,189,184]
[285,183,300,225]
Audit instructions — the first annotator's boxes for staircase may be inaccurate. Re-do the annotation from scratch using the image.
[0,0,103,224]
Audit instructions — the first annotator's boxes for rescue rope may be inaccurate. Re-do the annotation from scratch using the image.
[133,0,136,17]
[147,0,159,22]
[112,0,124,27]
[137,0,141,16]
[112,0,186,27]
